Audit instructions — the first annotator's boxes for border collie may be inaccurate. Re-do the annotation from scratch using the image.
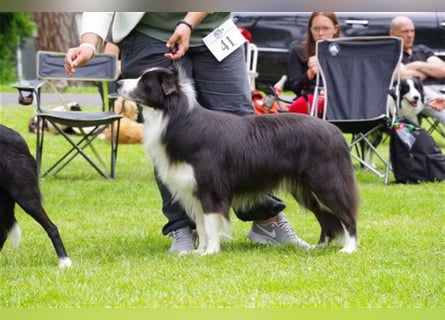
[118,67,359,255]
[364,77,425,168]
[389,77,425,125]
[0,124,71,268]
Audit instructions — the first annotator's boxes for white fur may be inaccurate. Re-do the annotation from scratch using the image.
[58,257,73,268]
[339,222,357,253]
[7,222,22,247]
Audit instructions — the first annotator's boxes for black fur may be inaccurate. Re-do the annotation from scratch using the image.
[0,124,71,267]
[118,67,360,254]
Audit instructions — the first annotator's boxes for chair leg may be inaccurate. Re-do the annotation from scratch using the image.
[425,116,445,138]
[35,116,45,176]
[40,121,110,178]
[109,120,121,179]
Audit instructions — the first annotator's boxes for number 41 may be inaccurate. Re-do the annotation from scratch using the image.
[220,36,235,51]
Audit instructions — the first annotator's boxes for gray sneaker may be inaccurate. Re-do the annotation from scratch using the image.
[168,226,196,254]
[247,212,312,249]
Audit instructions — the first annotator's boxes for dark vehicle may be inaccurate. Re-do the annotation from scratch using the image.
[233,12,445,90]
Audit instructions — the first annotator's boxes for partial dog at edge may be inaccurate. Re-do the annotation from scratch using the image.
[118,67,360,255]
[0,124,71,268]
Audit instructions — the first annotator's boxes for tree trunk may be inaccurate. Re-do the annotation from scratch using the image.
[31,12,79,51]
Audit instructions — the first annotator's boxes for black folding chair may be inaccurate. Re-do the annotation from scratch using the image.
[12,51,122,179]
[312,37,403,183]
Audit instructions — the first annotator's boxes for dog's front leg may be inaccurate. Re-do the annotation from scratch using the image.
[200,213,221,255]
[194,212,207,254]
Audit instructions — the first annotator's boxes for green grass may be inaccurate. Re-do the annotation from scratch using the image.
[0,104,444,308]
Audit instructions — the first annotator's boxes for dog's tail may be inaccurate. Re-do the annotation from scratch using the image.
[7,222,22,247]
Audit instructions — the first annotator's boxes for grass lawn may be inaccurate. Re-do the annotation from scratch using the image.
[0,103,444,310]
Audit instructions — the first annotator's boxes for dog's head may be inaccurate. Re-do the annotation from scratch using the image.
[399,77,425,113]
[389,77,425,124]
[118,67,184,110]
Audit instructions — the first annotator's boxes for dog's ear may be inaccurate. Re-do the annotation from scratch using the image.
[160,70,178,96]
[412,76,425,99]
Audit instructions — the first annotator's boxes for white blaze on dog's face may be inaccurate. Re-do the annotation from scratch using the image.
[397,77,425,125]
[402,78,423,110]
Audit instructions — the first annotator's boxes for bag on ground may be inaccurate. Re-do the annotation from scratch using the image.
[390,119,445,183]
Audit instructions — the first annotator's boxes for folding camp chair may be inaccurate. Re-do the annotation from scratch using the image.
[312,37,403,183]
[12,51,122,179]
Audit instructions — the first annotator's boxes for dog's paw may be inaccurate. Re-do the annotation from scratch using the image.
[193,246,220,256]
[58,257,73,268]
[339,244,357,254]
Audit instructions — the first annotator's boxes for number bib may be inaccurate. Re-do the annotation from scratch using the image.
[203,19,247,62]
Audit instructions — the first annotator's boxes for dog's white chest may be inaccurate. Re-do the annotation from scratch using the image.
[142,109,197,197]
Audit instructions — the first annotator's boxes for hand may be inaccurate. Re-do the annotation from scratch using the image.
[307,56,318,80]
[164,23,192,60]
[428,95,445,111]
[64,46,95,77]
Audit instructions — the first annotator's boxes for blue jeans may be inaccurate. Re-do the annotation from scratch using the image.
[119,31,285,234]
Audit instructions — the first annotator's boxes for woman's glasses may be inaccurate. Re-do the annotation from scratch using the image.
[311,26,334,33]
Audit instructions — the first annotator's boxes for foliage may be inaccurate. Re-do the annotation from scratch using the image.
[0,12,35,84]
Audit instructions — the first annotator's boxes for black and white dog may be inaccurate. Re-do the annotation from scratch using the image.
[364,77,425,168]
[118,67,359,255]
[0,124,71,268]
[389,77,425,125]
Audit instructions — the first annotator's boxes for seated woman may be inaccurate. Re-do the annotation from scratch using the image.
[287,12,340,117]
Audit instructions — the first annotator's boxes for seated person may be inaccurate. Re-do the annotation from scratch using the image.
[287,12,339,117]
[389,15,445,125]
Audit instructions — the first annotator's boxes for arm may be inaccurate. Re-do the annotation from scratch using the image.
[404,56,445,80]
[64,12,113,77]
[287,47,313,96]
[164,12,209,60]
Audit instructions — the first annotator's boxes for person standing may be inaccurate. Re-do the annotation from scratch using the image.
[65,12,311,254]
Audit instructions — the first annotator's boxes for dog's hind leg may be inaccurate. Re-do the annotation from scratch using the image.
[295,183,358,253]
[0,191,21,250]
[18,197,72,267]
[11,168,72,267]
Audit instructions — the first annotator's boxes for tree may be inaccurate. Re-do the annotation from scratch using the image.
[0,12,34,84]
[31,12,79,51]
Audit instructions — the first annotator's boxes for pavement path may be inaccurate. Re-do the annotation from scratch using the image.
[1,92,103,108]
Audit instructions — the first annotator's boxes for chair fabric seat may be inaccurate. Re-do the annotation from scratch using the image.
[38,110,122,127]
[328,116,390,134]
